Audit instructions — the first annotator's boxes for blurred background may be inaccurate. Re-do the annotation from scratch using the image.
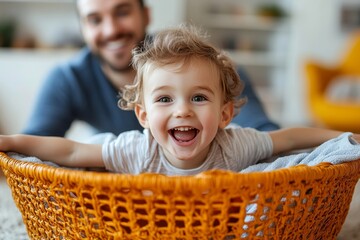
[0,0,360,138]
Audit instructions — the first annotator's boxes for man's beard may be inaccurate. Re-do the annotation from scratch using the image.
[97,34,148,73]
[97,53,133,73]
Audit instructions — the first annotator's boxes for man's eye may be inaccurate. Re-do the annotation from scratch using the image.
[157,97,172,103]
[115,9,130,17]
[192,95,207,102]
[87,16,101,26]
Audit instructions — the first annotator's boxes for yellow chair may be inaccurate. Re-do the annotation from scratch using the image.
[305,31,360,133]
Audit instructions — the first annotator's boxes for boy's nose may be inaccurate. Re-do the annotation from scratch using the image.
[174,102,193,118]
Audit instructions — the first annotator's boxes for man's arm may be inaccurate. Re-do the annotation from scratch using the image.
[22,67,75,137]
[0,134,103,167]
[232,67,280,131]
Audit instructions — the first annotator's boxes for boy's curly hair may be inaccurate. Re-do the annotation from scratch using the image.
[118,24,246,116]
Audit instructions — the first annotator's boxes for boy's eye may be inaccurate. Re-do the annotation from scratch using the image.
[192,95,207,102]
[157,97,172,103]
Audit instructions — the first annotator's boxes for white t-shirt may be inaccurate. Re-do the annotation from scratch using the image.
[102,128,273,176]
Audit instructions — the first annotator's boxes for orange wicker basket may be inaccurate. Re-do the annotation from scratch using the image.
[1,151,360,240]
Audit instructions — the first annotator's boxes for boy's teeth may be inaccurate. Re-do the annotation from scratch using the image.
[174,127,193,131]
[172,127,198,142]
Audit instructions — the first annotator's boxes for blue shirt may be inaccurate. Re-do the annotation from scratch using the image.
[23,47,279,136]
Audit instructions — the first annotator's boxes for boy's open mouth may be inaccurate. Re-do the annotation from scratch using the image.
[169,127,199,142]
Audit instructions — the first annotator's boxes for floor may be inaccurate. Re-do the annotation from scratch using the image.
[1,169,360,239]
[0,171,28,240]
[338,180,360,240]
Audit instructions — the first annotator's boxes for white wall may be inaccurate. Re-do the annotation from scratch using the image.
[0,50,78,135]
[146,0,186,33]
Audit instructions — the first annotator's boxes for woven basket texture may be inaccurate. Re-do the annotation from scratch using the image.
[1,152,360,240]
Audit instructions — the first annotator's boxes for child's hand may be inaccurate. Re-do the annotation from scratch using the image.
[351,134,360,144]
[0,135,10,152]
[0,135,5,151]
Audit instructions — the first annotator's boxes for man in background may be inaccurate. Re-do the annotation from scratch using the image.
[23,0,279,137]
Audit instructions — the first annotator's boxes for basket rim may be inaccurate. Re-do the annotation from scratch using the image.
[1,151,360,190]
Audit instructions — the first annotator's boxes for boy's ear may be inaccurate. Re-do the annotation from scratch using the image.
[219,102,234,129]
[135,104,149,128]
